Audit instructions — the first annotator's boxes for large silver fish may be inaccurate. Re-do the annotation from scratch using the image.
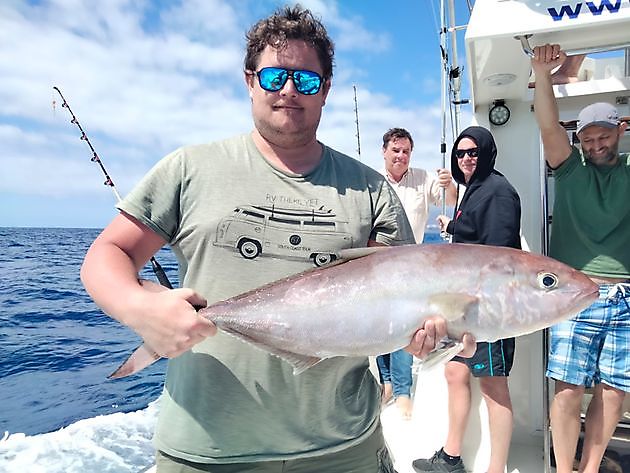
[109,243,598,379]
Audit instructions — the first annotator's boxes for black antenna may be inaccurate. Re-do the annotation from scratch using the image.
[53,86,173,289]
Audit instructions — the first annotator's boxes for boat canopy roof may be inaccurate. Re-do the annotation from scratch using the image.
[465,0,630,107]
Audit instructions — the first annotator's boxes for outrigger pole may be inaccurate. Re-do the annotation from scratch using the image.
[52,86,173,289]
[439,0,449,239]
[447,0,466,135]
[439,0,464,239]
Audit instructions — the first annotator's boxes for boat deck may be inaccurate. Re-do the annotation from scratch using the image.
[379,359,630,473]
[381,397,544,473]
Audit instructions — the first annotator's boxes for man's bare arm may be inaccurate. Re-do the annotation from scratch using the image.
[81,212,215,358]
[532,44,573,169]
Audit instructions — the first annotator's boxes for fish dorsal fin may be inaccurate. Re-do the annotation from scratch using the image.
[290,246,387,272]
[336,246,388,261]
[427,293,479,322]
[218,326,323,375]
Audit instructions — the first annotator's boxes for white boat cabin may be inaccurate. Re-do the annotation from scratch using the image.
[380,1,630,472]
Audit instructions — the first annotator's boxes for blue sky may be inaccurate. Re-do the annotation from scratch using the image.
[0,0,471,228]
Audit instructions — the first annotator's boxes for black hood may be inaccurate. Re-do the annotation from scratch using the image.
[451,126,497,186]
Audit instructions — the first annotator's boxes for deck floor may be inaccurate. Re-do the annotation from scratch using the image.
[381,400,545,473]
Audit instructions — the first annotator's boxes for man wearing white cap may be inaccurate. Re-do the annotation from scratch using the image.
[532,44,629,473]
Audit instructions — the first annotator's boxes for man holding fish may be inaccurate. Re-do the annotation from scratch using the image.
[81,5,476,473]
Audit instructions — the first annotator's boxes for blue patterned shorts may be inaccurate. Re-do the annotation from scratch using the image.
[546,283,630,392]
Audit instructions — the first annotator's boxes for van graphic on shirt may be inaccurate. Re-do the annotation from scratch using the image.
[214,205,353,266]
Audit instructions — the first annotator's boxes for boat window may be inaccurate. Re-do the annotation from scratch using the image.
[529,46,629,85]
[577,48,629,82]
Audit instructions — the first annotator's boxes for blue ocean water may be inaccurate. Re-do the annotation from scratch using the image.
[0,227,443,472]
[0,227,178,437]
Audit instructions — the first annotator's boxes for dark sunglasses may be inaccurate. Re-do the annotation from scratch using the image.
[250,67,323,95]
[455,147,479,159]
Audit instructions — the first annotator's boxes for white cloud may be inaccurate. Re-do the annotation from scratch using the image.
[0,0,449,227]
[300,0,390,53]
[320,85,447,173]
[160,0,241,40]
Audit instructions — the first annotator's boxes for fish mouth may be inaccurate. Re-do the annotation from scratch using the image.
[569,287,600,313]
[585,281,602,299]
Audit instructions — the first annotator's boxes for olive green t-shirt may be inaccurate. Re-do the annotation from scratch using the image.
[550,146,630,278]
[117,133,414,463]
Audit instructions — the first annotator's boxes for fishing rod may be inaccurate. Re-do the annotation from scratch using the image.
[352,84,361,160]
[52,86,173,289]
[438,0,470,241]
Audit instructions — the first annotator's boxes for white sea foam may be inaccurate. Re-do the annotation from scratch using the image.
[0,399,160,473]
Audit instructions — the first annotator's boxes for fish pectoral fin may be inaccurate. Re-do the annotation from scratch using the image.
[428,293,479,321]
[418,340,464,371]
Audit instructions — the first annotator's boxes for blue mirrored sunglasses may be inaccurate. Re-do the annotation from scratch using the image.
[252,67,323,95]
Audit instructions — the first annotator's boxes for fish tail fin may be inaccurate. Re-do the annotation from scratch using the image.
[418,341,464,371]
[108,343,161,379]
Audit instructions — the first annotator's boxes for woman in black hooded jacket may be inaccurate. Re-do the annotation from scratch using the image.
[413,126,521,473]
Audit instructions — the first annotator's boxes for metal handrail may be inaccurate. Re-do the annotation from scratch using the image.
[538,135,553,473]
[516,34,630,59]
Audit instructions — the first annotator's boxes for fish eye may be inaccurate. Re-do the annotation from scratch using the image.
[537,272,559,290]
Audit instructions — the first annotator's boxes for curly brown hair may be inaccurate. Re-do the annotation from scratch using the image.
[244,4,335,80]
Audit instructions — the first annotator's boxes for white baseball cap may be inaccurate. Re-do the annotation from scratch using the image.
[576,102,620,134]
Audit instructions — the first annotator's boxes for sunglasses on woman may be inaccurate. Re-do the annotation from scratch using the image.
[248,67,323,95]
[455,147,479,159]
